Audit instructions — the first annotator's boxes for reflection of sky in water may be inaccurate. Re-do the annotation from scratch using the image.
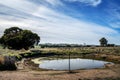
[39,59,112,70]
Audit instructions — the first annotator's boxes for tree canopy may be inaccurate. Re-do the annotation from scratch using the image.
[0,27,40,50]
[99,37,108,47]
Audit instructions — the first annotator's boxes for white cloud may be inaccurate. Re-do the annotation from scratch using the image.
[110,22,120,28]
[0,0,119,44]
[45,0,63,6]
[65,0,102,6]
[0,0,38,14]
[103,2,120,28]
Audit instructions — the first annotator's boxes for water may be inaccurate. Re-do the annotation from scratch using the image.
[39,58,112,70]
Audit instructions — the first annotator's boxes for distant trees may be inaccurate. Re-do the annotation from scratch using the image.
[99,37,108,47]
[0,27,40,50]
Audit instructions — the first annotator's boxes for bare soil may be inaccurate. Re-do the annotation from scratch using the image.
[0,64,120,80]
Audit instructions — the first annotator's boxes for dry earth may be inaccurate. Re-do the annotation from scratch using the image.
[0,64,120,80]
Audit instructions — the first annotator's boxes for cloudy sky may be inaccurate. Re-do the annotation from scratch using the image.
[0,0,120,45]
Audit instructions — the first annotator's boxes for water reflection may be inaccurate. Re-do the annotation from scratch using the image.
[39,58,112,70]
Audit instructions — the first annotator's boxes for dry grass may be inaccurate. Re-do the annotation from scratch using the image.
[0,47,120,79]
[0,68,120,80]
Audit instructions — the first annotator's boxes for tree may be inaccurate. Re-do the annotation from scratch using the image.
[99,37,108,47]
[21,30,40,50]
[0,27,40,50]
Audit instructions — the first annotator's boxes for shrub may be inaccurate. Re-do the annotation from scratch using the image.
[0,56,17,70]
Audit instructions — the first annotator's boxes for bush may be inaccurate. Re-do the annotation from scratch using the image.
[0,56,4,64]
[0,56,17,70]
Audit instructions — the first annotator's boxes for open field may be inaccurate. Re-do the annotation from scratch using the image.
[0,47,120,80]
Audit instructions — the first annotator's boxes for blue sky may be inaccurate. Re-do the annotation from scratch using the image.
[0,0,120,45]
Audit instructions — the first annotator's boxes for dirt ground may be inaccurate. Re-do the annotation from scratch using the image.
[0,64,120,80]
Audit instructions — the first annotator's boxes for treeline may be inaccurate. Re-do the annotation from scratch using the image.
[40,43,116,48]
[40,43,97,48]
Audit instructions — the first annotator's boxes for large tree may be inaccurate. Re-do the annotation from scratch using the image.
[0,27,40,50]
[99,37,108,47]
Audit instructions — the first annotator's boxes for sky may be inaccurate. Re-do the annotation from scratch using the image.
[0,0,120,45]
